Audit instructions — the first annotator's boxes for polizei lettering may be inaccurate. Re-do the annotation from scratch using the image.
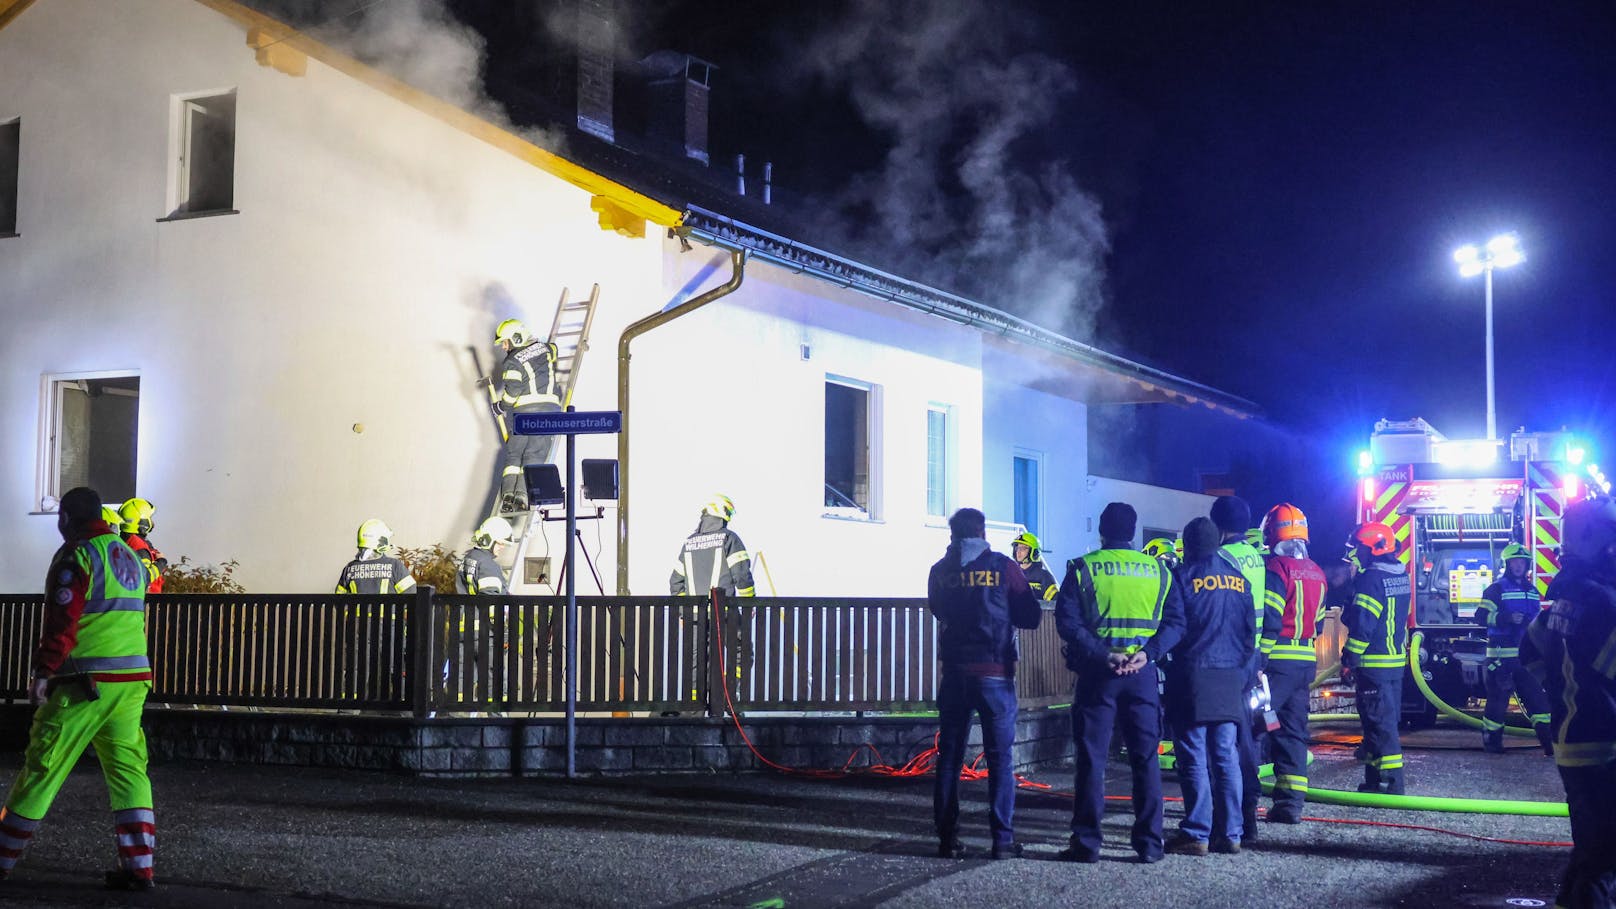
[1087,560,1159,578]
[942,570,1002,588]
[1193,574,1248,594]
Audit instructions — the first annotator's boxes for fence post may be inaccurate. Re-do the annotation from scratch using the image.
[409,585,435,718]
[705,588,729,717]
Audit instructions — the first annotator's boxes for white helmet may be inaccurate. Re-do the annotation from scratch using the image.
[357,518,395,553]
[473,516,514,549]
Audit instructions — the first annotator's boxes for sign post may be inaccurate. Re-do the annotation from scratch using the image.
[511,408,622,777]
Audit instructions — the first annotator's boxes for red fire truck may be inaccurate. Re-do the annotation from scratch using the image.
[1355,418,1597,724]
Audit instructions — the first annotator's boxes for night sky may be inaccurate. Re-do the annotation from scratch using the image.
[614,1,1616,465]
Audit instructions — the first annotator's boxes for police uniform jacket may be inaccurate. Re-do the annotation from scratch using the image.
[335,553,417,594]
[670,514,755,596]
[1343,560,1411,671]
[1474,574,1540,657]
[1521,559,1616,768]
[1022,561,1059,603]
[1164,556,1256,726]
[1055,546,1185,676]
[1262,554,1329,665]
[928,539,1041,672]
[456,547,506,595]
[499,340,559,413]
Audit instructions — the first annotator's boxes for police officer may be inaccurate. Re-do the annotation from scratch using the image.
[929,508,1041,860]
[335,519,417,701]
[1210,495,1264,838]
[1474,543,1553,754]
[1012,532,1059,603]
[492,318,560,513]
[1055,502,1184,864]
[1259,502,1329,824]
[449,517,514,704]
[0,488,157,890]
[1343,521,1411,794]
[118,498,167,594]
[1521,495,1616,909]
[1164,517,1256,856]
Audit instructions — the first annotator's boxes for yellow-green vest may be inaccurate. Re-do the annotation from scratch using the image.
[64,534,149,677]
[1078,549,1170,654]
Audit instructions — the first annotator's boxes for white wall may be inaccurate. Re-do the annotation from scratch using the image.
[0,0,662,591]
[1081,476,1215,555]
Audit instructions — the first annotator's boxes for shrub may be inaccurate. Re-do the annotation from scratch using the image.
[398,544,461,592]
[162,557,245,594]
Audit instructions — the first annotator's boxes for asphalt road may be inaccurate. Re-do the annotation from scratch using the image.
[0,721,1573,908]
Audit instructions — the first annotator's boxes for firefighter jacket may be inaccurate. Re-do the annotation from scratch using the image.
[928,539,1041,672]
[1343,560,1412,670]
[499,340,559,412]
[1056,546,1185,675]
[1022,560,1059,603]
[456,547,505,595]
[1474,573,1540,658]
[335,553,417,594]
[1219,540,1267,650]
[670,514,755,597]
[122,533,166,594]
[1164,555,1257,726]
[38,520,151,682]
[1262,554,1329,664]
[1521,558,1616,768]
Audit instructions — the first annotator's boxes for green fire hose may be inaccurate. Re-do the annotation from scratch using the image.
[1408,632,1536,737]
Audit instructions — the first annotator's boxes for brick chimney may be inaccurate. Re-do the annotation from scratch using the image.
[639,50,714,165]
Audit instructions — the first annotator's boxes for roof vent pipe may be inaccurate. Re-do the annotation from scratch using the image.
[736,153,746,196]
[763,162,772,205]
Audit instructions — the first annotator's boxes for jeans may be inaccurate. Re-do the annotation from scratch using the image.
[1174,721,1242,843]
[1071,668,1164,859]
[934,672,1019,846]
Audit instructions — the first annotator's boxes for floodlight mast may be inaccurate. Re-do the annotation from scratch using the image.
[1454,234,1523,440]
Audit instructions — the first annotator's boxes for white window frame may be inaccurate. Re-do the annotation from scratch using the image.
[925,403,955,520]
[35,370,140,513]
[823,375,882,521]
[166,88,237,218]
[1012,448,1043,537]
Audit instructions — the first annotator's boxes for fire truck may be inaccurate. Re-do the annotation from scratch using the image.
[1354,418,1598,725]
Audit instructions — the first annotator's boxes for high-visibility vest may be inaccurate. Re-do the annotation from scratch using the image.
[1077,549,1170,654]
[63,533,150,678]
[1220,541,1267,648]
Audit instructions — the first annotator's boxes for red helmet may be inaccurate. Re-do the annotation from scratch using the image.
[1352,522,1398,557]
[1263,503,1309,546]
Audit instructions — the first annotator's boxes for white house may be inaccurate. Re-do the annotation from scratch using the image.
[0,0,1254,597]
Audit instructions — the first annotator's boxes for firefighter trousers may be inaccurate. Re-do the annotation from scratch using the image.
[1556,758,1616,909]
[1483,657,1550,736]
[0,678,155,881]
[499,404,560,501]
[1355,667,1404,792]
[1265,660,1314,817]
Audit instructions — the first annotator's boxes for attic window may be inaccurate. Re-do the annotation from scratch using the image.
[167,91,236,218]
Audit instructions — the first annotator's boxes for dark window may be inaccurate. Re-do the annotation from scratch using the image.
[47,376,139,510]
[825,380,871,514]
[0,118,18,235]
[175,93,235,215]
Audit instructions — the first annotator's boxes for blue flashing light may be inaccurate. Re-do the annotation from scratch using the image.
[1569,446,1586,466]
[1356,449,1373,475]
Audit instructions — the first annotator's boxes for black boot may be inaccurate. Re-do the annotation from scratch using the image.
[1381,772,1405,796]
[1356,765,1381,793]
[1482,731,1505,754]
[1536,723,1555,757]
[104,869,155,892]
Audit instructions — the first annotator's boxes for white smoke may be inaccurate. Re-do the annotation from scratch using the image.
[787,0,1110,339]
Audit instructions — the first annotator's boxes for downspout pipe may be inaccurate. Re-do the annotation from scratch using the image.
[616,247,747,594]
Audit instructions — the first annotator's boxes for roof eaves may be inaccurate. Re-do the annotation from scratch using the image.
[682,205,1259,419]
[189,0,683,235]
[0,0,36,32]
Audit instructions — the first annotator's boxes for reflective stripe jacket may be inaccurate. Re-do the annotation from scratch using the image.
[1219,541,1266,649]
[123,533,166,594]
[1520,558,1616,768]
[1056,546,1184,674]
[37,521,150,680]
[1022,561,1059,603]
[499,340,559,411]
[928,540,1040,670]
[456,547,505,595]
[1262,554,1329,663]
[1473,574,1540,658]
[335,553,417,594]
[670,514,755,597]
[1343,560,1412,670]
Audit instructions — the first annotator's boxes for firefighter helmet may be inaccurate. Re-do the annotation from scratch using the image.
[1500,542,1530,564]
[101,505,123,527]
[1244,527,1269,555]
[703,495,735,522]
[473,516,514,549]
[119,498,155,536]
[495,319,529,347]
[1142,538,1174,560]
[1562,495,1616,564]
[1352,522,1398,558]
[1012,532,1043,561]
[1262,503,1309,546]
[357,518,395,553]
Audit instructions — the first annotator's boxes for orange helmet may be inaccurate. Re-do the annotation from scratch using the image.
[1263,503,1309,546]
[1352,522,1398,557]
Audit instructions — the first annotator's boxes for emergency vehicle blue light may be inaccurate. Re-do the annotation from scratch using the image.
[1568,446,1586,466]
[1356,449,1372,475]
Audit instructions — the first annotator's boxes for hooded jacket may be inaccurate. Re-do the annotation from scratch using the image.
[928,538,1041,672]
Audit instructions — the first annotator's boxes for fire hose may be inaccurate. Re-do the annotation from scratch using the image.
[1408,631,1537,737]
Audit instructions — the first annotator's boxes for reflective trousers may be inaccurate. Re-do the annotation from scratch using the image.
[499,404,560,500]
[0,678,155,881]
[1070,668,1163,860]
[1265,660,1314,816]
[1355,667,1404,791]
[1483,657,1550,739]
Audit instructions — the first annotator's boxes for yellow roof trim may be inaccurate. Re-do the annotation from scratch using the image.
[190,0,683,233]
[0,0,37,32]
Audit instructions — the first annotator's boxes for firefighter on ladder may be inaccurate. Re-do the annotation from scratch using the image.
[1343,521,1411,794]
[1474,542,1554,755]
[1258,502,1329,824]
[0,487,157,890]
[492,318,560,514]
[1012,532,1059,603]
